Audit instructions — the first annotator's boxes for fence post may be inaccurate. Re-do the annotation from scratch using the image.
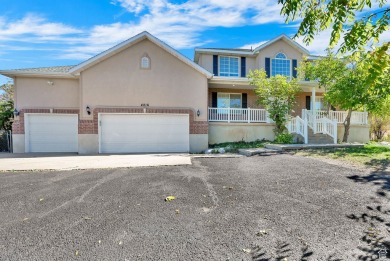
[304,117,308,144]
[248,108,250,123]
[228,108,230,123]
[333,119,337,144]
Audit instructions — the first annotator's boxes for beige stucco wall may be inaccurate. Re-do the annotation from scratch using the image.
[198,54,213,74]
[189,134,208,152]
[209,123,275,144]
[337,125,370,143]
[80,39,208,120]
[12,134,25,153]
[14,77,79,109]
[78,134,99,154]
[257,39,304,72]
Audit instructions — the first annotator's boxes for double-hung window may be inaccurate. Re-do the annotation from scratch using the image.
[271,53,291,78]
[219,56,239,77]
[315,96,325,110]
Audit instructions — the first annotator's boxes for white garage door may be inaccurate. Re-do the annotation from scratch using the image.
[25,114,78,153]
[100,114,189,153]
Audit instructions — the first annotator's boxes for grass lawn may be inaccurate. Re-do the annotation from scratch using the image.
[209,139,269,153]
[296,143,390,169]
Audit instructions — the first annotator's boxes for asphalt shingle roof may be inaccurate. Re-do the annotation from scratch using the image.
[9,65,75,73]
[199,48,252,52]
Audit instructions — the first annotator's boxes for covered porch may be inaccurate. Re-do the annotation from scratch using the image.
[207,78,369,144]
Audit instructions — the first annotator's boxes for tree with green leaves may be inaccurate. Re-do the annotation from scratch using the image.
[248,69,301,136]
[300,55,389,142]
[279,0,390,88]
[298,53,347,107]
[0,82,14,131]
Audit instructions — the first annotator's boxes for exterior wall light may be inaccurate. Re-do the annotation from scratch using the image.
[13,109,19,117]
[197,109,200,117]
[47,80,54,85]
[86,106,91,115]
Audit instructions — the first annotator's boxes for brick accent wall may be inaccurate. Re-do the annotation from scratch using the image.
[13,107,208,135]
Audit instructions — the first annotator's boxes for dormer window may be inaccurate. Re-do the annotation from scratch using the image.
[219,56,239,77]
[141,55,150,69]
[271,52,291,78]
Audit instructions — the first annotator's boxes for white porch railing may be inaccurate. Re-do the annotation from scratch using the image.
[208,107,270,123]
[303,109,338,143]
[317,118,338,144]
[302,109,368,125]
[287,116,308,144]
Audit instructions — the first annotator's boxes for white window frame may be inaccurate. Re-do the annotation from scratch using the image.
[271,52,292,80]
[219,56,240,77]
[315,96,325,110]
[217,93,242,108]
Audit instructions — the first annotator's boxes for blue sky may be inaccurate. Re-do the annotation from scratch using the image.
[1,0,389,85]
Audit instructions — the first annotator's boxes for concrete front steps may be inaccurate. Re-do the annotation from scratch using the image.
[308,128,334,144]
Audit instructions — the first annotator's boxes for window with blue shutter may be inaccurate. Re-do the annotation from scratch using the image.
[265,58,270,78]
[241,57,246,77]
[292,59,298,78]
[242,93,248,108]
[213,55,218,76]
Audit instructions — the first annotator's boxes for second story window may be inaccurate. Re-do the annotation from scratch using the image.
[219,56,239,77]
[271,53,291,78]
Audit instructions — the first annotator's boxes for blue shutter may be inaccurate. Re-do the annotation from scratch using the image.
[242,93,248,108]
[306,96,311,110]
[213,55,218,76]
[265,58,270,78]
[212,92,217,107]
[241,57,246,77]
[292,59,298,78]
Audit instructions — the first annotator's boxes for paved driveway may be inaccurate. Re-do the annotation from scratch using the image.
[0,153,192,171]
[0,154,389,260]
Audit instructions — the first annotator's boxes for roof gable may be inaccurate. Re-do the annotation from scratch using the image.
[69,31,213,78]
[253,34,309,55]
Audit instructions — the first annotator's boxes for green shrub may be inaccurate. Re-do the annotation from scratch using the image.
[274,133,294,144]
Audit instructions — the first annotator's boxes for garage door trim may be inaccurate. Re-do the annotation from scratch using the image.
[98,113,190,154]
[24,113,79,153]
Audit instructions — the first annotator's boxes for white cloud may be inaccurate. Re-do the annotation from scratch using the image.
[0,14,81,40]
[1,1,388,61]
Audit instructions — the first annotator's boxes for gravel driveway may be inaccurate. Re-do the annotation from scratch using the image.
[0,154,389,260]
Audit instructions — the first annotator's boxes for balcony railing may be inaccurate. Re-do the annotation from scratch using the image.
[303,109,368,125]
[208,107,270,123]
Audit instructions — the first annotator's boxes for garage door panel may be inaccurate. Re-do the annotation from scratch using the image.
[26,114,78,153]
[100,114,189,153]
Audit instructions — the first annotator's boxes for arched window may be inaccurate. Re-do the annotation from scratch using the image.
[141,55,150,69]
[271,52,291,78]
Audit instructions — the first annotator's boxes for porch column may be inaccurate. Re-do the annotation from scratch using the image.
[311,87,316,133]
[311,87,316,111]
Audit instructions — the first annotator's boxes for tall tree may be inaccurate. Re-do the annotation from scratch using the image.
[279,0,390,87]
[300,55,389,142]
[248,69,301,136]
[0,82,14,131]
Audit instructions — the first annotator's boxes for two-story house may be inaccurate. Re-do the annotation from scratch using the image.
[0,31,369,154]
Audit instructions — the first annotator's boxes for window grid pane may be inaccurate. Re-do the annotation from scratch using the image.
[271,53,291,77]
[219,57,239,77]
